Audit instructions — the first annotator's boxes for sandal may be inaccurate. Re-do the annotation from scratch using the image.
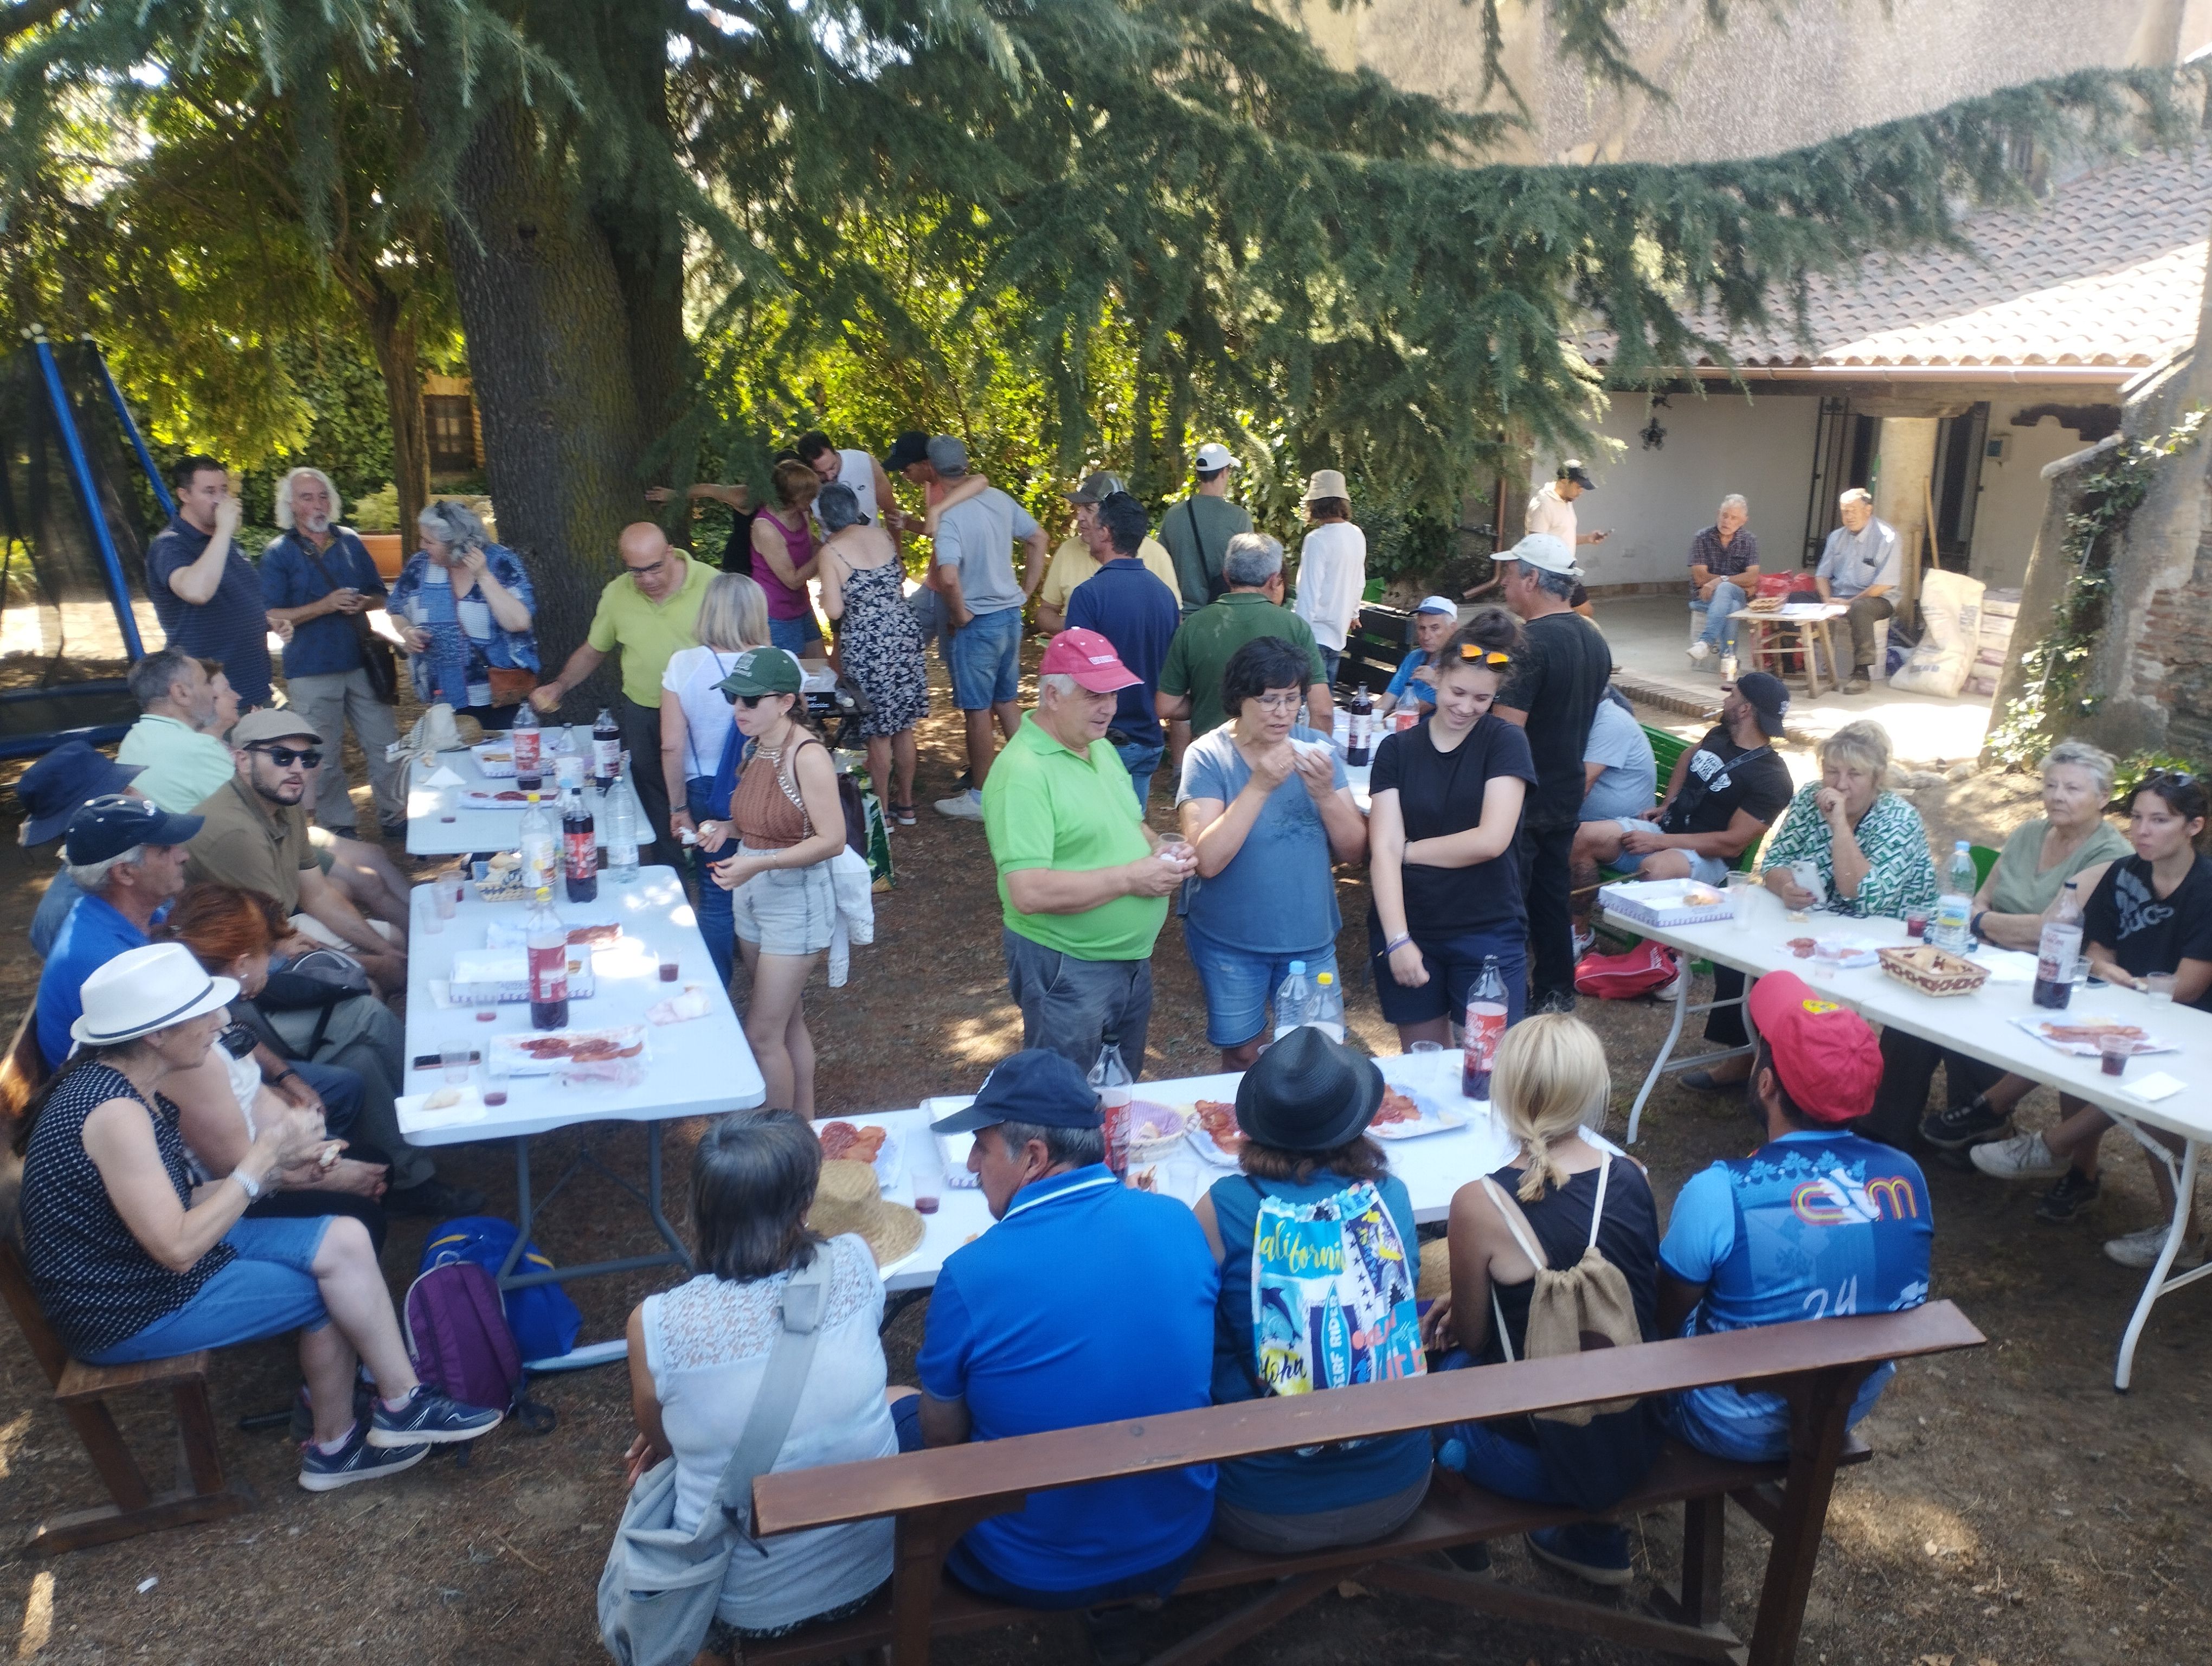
[891,803,917,827]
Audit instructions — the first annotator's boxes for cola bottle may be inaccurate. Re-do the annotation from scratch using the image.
[592,707,622,790]
[1345,684,1374,769]
[526,887,569,1031]
[562,784,598,904]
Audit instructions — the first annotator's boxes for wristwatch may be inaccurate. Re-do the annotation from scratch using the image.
[230,1170,263,1202]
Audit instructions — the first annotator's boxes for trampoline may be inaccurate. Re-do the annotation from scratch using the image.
[0,330,171,759]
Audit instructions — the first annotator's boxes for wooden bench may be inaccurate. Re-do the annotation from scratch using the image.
[0,1238,252,1554]
[747,1302,1982,1666]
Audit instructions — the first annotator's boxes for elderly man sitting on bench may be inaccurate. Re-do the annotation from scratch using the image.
[1657,971,1934,1463]
[905,1050,1218,1642]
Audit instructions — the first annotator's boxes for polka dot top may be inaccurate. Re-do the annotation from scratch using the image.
[18,1062,234,1357]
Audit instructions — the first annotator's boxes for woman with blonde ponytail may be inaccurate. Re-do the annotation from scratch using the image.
[1426,1015,1664,1586]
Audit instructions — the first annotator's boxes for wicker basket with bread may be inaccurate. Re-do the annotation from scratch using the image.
[1877,943,1990,997]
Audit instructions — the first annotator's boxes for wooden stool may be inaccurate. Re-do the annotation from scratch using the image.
[1738,611,1842,699]
[0,1239,252,1554]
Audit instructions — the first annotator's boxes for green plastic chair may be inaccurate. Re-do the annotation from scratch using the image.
[1970,844,2000,890]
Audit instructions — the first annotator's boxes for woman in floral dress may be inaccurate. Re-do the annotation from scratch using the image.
[815,482,929,824]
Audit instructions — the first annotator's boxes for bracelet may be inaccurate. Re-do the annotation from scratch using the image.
[272,1069,299,1086]
[230,1169,263,1203]
[1970,912,1988,942]
[1383,934,1414,956]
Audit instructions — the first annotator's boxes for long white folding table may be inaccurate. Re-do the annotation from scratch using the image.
[1606,885,2212,1389]
[399,866,764,1367]
[402,733,651,857]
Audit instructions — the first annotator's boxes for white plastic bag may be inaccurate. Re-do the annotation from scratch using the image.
[1891,570,1986,697]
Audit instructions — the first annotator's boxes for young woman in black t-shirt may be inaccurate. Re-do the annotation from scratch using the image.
[1367,613,1538,1050]
[1970,773,2212,1267]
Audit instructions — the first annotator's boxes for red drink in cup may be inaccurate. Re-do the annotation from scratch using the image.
[1905,909,1928,940]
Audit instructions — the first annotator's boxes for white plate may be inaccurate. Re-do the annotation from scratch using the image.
[2009,1014,2174,1058]
[1368,1086,1470,1141]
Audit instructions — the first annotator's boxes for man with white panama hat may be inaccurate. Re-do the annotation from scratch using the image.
[1159,441,1254,615]
[16,941,503,1492]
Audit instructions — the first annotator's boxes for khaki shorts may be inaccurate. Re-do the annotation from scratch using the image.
[730,845,837,957]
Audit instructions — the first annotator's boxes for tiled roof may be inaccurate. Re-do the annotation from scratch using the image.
[1578,146,2212,373]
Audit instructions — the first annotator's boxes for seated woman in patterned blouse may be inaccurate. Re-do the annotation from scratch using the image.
[1683,720,1938,1094]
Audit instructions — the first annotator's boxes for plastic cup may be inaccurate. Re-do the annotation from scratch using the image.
[658,956,680,983]
[483,1050,512,1108]
[2147,973,2176,1003]
[2099,1032,2131,1078]
[909,1125,943,1216]
[436,876,460,921]
[442,1036,474,1085]
[1727,874,1757,932]
[1905,909,1928,940]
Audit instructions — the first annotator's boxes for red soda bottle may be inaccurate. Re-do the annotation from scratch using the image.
[1461,956,1508,1099]
[562,785,598,903]
[526,887,569,1030]
[1089,1042,1134,1176]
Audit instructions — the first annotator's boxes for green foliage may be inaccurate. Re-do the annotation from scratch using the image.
[1985,408,2209,770]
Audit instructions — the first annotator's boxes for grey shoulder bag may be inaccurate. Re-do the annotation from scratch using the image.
[597,1253,833,1666]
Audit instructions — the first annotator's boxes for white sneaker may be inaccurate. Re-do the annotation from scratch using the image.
[2102,1223,2206,1271]
[934,791,985,822]
[1688,639,1712,663]
[1970,1131,2067,1181]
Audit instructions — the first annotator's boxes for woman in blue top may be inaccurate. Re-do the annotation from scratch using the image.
[1193,1028,1432,1555]
[387,501,539,730]
[1178,636,1368,1070]
[1377,593,1459,717]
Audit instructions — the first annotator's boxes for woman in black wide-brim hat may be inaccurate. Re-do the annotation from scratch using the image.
[1190,1027,1431,1554]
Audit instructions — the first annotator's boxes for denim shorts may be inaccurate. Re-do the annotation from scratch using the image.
[1367,919,1528,1029]
[948,605,1023,710]
[768,614,821,655]
[1608,821,1731,887]
[731,844,838,957]
[83,1215,333,1365]
[1182,927,1339,1048]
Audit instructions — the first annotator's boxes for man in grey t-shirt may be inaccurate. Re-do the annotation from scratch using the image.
[930,434,1051,821]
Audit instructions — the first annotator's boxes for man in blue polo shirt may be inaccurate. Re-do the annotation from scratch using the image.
[906,1049,1219,1625]
[1066,491,1181,807]
[1657,970,1933,1464]
[146,454,277,710]
[36,797,202,1070]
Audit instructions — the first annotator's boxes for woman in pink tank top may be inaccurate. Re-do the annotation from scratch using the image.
[750,460,822,652]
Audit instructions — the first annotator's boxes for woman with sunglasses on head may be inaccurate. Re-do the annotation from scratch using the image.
[1970,771,2212,1266]
[1367,609,1536,1052]
[387,500,538,729]
[708,650,850,1116]
[1176,636,1368,1071]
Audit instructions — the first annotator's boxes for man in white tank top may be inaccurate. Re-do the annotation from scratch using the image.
[797,431,896,545]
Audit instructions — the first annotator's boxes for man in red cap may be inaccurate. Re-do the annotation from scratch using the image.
[979,630,1195,1072]
[1656,971,1933,1464]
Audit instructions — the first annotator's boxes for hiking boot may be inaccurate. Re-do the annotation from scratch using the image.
[1526,1522,1633,1587]
[1969,1131,2066,1181]
[298,1422,429,1492]
[384,1177,486,1218]
[368,1385,504,1449]
[2033,1168,2101,1223]
[2102,1223,2206,1271]
[1920,1095,2012,1151]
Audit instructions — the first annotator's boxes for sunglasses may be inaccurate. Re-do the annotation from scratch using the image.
[250,745,323,769]
[1457,645,1512,666]
[731,693,790,709]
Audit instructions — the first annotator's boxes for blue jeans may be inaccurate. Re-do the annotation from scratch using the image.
[1182,925,1339,1048]
[1317,645,1342,689]
[84,1216,333,1364]
[1367,919,1528,1030]
[1111,736,1165,810]
[1694,581,1746,654]
[685,776,736,989]
[1664,1362,1895,1464]
[1433,1351,1629,1562]
[769,614,821,656]
[948,605,1023,710]
[1003,928,1152,1075]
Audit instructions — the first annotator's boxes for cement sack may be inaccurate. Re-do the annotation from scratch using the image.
[1891,569,1985,697]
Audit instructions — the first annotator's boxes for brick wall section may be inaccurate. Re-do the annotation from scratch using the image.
[2134,534,2212,759]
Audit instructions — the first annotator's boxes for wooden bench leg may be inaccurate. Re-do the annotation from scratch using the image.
[59,1400,153,1515]
[1140,1570,1340,1666]
[1745,1365,1874,1666]
[175,1380,228,1497]
[1650,1491,1728,1631]
[27,1383,252,1556]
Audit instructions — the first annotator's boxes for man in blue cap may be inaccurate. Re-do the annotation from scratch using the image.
[16,740,145,958]
[899,1049,1219,1631]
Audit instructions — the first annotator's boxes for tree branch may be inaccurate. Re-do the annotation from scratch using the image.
[0,0,78,49]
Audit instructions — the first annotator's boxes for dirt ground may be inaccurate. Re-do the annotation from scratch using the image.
[2,664,2209,1666]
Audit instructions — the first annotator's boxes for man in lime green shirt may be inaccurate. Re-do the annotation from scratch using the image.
[983,628,1193,1074]
[532,522,713,852]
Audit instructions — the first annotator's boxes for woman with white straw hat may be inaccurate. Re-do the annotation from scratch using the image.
[1289,469,1366,690]
[14,943,503,1492]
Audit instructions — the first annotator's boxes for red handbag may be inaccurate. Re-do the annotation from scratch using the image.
[1574,942,1683,1001]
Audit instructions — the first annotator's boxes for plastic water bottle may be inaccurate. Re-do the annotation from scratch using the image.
[605,762,640,883]
[2034,880,2085,1010]
[1461,956,1508,1100]
[517,791,558,894]
[1930,841,1976,950]
[1272,960,1311,1040]
[1307,970,1345,1043]
[1090,1043,1134,1176]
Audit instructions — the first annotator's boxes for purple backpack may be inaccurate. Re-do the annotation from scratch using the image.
[402,1256,556,1443]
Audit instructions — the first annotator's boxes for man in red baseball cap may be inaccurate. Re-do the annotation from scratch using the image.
[1654,970,1933,1468]
[978,630,1195,1072]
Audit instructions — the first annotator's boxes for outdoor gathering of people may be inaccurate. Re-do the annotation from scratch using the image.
[5,429,2207,1666]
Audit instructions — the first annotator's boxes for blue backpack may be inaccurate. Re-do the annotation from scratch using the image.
[417,1216,583,1363]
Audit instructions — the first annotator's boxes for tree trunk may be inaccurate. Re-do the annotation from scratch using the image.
[443,97,643,720]
[362,281,430,536]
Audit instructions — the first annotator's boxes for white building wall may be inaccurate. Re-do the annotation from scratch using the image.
[1542,391,1819,591]
[1970,405,2106,591]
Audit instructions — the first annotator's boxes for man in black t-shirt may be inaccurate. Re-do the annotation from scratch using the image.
[1494,533,1611,1013]
[1573,672,1793,929]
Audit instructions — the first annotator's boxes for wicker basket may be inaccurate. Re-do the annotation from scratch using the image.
[1877,944,1990,997]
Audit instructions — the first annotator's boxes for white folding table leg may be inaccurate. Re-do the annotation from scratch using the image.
[1626,972,1691,1144]
[2112,1128,2207,1392]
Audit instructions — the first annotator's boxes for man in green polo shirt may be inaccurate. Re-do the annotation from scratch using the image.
[532,522,712,853]
[983,629,1194,1074]
[1156,533,1335,738]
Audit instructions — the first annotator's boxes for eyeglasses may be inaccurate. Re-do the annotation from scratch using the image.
[624,560,667,578]
[1457,645,1511,666]
[1252,693,1302,713]
[250,745,323,769]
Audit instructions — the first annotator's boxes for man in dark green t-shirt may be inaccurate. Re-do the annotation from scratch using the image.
[1158,442,1255,614]
[1158,534,1335,738]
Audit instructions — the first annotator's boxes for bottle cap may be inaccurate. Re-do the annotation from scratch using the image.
[1316,972,1334,986]
[533,886,550,902]
[1289,960,1307,975]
